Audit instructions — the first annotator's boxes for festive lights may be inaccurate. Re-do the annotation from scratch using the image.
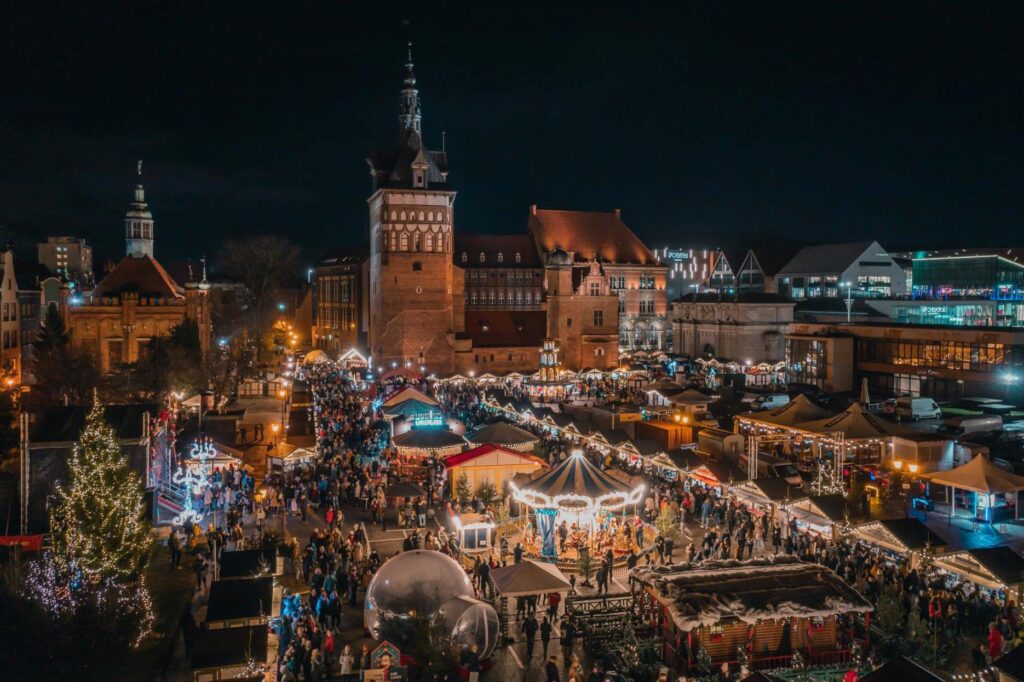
[171,439,216,526]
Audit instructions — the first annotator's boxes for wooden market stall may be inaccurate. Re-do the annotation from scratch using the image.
[632,555,872,673]
[443,444,547,499]
[780,494,849,540]
[931,546,1024,602]
[726,477,807,520]
[849,518,948,568]
[205,576,280,630]
[218,548,285,581]
[190,625,270,682]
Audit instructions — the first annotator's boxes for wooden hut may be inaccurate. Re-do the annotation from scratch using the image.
[631,555,872,673]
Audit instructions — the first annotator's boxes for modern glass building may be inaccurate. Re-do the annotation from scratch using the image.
[912,255,1024,300]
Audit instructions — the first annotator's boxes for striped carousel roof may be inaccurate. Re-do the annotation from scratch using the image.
[521,452,630,499]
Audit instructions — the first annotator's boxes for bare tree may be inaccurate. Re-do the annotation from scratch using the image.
[219,235,301,330]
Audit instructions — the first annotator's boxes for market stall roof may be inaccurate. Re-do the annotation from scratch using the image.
[934,547,1024,591]
[851,518,948,553]
[644,378,684,394]
[668,388,713,406]
[489,560,572,597]
[381,385,439,408]
[521,451,631,498]
[190,626,269,672]
[206,576,275,623]
[382,399,440,418]
[444,443,547,469]
[631,555,872,630]
[467,421,541,448]
[218,548,281,580]
[921,453,1024,494]
[749,477,807,503]
[302,349,330,365]
[995,645,1024,682]
[795,494,849,523]
[385,481,426,498]
[740,394,831,428]
[861,656,948,681]
[798,402,911,440]
[392,429,466,450]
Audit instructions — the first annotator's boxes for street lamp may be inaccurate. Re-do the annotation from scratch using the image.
[271,422,280,447]
[841,281,853,322]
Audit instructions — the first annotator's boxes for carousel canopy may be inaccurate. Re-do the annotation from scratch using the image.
[742,394,831,428]
[392,429,466,450]
[631,555,872,631]
[466,421,540,448]
[520,450,638,503]
[921,453,1024,494]
[489,560,572,597]
[798,401,911,440]
[381,385,439,408]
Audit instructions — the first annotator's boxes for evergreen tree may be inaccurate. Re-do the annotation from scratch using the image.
[49,398,151,578]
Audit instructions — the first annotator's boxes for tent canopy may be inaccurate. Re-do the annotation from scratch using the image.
[466,421,540,447]
[489,560,571,597]
[521,452,631,499]
[742,394,832,428]
[668,388,712,406]
[798,402,910,440]
[381,386,439,408]
[921,454,1024,494]
[392,429,466,450]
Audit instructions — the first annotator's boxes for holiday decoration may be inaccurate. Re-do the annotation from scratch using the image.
[171,439,216,526]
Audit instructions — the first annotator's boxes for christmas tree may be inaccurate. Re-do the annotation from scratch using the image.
[49,398,152,578]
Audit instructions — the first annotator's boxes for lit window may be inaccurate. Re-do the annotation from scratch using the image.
[497,252,504,263]
[461,252,467,262]
[480,252,486,263]
[515,252,521,263]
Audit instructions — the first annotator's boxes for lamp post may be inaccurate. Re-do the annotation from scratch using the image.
[842,281,853,322]
[271,422,280,447]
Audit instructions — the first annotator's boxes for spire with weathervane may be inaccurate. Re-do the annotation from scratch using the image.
[125,160,154,258]
[399,41,421,136]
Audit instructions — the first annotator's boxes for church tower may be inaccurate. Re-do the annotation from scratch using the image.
[366,44,462,374]
[125,160,154,258]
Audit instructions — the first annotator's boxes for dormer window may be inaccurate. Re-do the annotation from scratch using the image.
[497,252,504,263]
[479,252,486,263]
[515,252,521,263]
[461,252,468,263]
[414,172,424,188]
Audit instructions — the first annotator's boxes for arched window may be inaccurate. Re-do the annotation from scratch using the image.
[399,232,409,251]
[390,231,397,251]
[428,211,434,221]
[497,290,505,304]
[461,252,468,263]
[515,252,521,263]
[400,211,407,221]
[425,233,433,251]
[413,233,421,251]
[497,252,504,263]
[419,211,425,221]
[479,252,486,263]
[390,210,397,220]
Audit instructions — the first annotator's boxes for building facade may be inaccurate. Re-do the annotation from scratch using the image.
[37,236,93,284]
[672,293,794,363]
[776,241,906,300]
[457,234,544,311]
[312,254,366,354]
[64,175,211,371]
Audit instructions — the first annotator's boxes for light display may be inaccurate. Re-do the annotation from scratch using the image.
[171,439,216,526]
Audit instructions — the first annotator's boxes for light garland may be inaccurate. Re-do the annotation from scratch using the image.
[172,439,216,526]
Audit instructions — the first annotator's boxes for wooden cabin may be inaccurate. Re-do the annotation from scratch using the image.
[631,556,872,673]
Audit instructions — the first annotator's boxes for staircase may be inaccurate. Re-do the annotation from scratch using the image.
[155,480,187,523]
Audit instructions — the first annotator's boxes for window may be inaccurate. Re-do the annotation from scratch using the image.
[390,231,397,251]
[589,281,601,296]
[515,252,521,263]
[400,232,409,251]
[489,291,496,304]
[594,310,604,326]
[461,252,468,263]
[595,347,605,357]
[470,292,478,305]
[480,252,486,263]
[419,211,425,221]
[566,318,572,327]
[497,252,504,263]
[619,298,625,313]
[425,233,433,251]
[412,262,422,272]
[516,291,523,305]
[413,233,421,251]
[497,290,505,304]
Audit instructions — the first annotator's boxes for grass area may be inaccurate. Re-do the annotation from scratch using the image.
[104,542,194,681]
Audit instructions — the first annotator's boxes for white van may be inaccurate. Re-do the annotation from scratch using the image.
[894,397,942,420]
[752,394,790,411]
[738,451,804,487]
[938,415,1003,437]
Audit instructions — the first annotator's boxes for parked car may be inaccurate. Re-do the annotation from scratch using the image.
[894,397,942,421]
[937,415,1004,437]
[752,394,790,411]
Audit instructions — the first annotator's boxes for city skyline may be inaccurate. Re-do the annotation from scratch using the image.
[1,3,1022,264]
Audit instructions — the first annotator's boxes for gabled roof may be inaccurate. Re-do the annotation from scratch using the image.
[381,385,439,408]
[799,402,911,440]
[444,443,547,469]
[528,208,660,265]
[455,234,542,267]
[741,394,831,427]
[853,518,947,552]
[776,240,883,276]
[467,421,541,447]
[91,255,184,299]
[922,454,1024,494]
[392,429,466,450]
[861,656,948,681]
[489,560,572,597]
[367,130,450,190]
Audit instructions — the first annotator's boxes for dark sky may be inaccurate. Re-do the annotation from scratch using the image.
[1,2,1022,268]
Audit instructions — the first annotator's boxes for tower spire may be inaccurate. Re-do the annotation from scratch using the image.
[125,161,154,258]
[399,41,421,135]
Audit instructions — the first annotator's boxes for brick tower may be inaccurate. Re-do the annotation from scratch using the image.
[366,43,462,375]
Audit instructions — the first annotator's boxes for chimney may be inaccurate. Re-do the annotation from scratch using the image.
[613,208,621,218]
[530,204,537,216]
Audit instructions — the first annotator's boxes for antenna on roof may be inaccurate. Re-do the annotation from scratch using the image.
[137,159,143,177]
[442,128,446,152]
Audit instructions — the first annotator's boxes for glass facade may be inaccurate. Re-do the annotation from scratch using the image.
[785,337,828,388]
[856,338,1013,372]
[890,302,1024,327]
[912,256,1024,300]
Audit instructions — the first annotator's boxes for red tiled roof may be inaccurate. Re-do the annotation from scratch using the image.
[443,443,547,468]
[528,208,659,265]
[91,255,184,299]
[454,234,543,267]
[461,310,547,348]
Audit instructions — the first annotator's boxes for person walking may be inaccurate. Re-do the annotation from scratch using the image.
[540,616,553,657]
[545,655,561,682]
[521,613,539,659]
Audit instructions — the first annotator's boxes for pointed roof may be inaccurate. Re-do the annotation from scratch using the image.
[668,388,713,406]
[528,208,660,265]
[522,452,631,499]
[381,385,439,408]
[392,429,466,450]
[91,254,183,299]
[921,454,1024,494]
[467,421,541,448]
[489,560,572,597]
[444,443,547,469]
[743,394,831,427]
[799,402,911,440]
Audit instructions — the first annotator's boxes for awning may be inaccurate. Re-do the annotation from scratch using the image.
[489,560,572,597]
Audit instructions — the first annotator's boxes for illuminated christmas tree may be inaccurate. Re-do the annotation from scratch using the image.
[49,397,151,578]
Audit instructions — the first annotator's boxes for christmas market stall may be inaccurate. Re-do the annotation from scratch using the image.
[466,420,541,452]
[930,546,1024,601]
[451,512,495,552]
[391,428,467,459]
[779,494,849,540]
[444,444,547,500]
[920,454,1024,523]
[489,559,572,641]
[725,477,807,520]
[266,445,317,472]
[849,518,948,568]
[217,547,285,581]
[632,555,873,673]
[511,450,645,560]
[205,576,280,630]
[860,656,947,681]
[190,625,271,682]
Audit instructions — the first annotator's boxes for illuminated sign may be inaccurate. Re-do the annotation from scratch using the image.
[665,250,691,261]
[920,307,948,315]
[412,414,445,428]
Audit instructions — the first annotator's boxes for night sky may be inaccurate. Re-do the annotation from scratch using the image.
[1,2,1022,268]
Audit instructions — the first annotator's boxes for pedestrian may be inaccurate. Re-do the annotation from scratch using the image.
[541,616,553,656]
[546,655,561,682]
[521,613,539,659]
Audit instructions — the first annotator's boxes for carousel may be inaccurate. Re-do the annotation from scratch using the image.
[510,449,645,561]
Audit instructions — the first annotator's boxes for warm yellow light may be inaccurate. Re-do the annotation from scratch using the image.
[673,414,680,422]
[4,378,15,388]
[278,390,286,398]
[908,463,919,474]
[271,423,280,433]
[892,460,903,470]
[682,415,689,424]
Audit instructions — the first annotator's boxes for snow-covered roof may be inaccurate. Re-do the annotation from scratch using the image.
[631,555,872,631]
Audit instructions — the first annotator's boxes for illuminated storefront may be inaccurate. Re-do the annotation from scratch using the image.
[911,255,1024,301]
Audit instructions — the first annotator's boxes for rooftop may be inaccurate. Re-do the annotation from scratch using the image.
[528,207,660,266]
[91,254,184,299]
